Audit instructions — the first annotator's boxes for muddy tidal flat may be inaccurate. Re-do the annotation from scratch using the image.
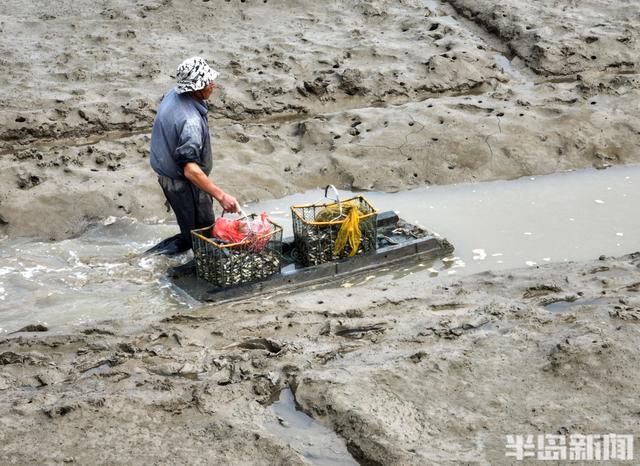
[2,253,640,464]
[0,0,639,464]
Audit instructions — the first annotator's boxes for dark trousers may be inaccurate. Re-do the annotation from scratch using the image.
[158,175,215,251]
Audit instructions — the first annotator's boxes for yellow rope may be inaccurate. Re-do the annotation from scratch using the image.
[334,203,362,256]
[315,201,362,256]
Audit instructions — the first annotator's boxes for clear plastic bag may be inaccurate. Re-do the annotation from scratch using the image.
[212,212,272,252]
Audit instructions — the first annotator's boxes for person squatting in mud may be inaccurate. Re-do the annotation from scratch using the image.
[150,56,241,252]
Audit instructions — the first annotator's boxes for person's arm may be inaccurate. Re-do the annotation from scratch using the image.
[173,119,240,213]
[184,162,240,213]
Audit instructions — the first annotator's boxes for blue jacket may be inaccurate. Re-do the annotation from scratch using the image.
[150,88,212,179]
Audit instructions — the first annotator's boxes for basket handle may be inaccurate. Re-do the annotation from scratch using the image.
[220,209,249,218]
[220,209,255,233]
[324,184,342,217]
[239,208,254,233]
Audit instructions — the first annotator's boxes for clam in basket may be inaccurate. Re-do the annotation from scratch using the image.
[291,185,379,266]
[191,214,283,288]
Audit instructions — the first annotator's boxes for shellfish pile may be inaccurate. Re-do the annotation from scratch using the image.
[295,219,377,266]
[195,249,281,288]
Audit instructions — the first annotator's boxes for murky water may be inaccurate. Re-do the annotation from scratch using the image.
[253,165,639,277]
[0,218,194,334]
[0,165,638,333]
[267,388,358,465]
[544,297,609,314]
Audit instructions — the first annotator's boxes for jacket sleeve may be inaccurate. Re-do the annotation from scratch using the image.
[173,118,204,167]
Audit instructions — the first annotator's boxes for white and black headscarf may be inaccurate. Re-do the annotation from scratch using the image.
[175,57,219,94]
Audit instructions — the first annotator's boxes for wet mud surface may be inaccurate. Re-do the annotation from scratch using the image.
[2,252,640,463]
[0,0,638,239]
[1,0,639,463]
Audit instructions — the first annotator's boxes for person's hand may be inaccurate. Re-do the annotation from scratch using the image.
[219,193,240,213]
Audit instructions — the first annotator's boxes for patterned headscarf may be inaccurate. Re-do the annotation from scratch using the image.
[175,57,219,94]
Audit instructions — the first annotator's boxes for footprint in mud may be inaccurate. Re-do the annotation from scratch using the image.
[236,338,282,354]
[609,306,640,321]
[333,322,387,338]
[523,284,562,299]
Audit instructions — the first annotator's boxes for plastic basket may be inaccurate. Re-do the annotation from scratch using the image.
[291,190,378,266]
[191,214,283,288]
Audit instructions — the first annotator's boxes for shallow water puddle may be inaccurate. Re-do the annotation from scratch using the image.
[252,164,640,278]
[267,388,358,466]
[544,297,609,314]
[0,165,638,333]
